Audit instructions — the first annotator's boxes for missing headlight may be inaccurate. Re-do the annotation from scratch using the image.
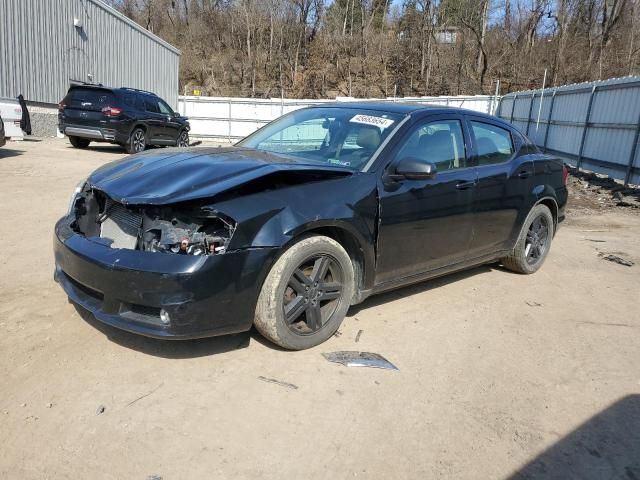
[140,210,236,255]
[70,189,236,256]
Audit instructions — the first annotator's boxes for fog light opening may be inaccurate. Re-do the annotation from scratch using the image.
[159,309,170,325]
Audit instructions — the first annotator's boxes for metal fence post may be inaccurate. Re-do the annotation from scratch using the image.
[542,91,556,152]
[525,92,535,136]
[577,85,597,169]
[624,109,640,185]
[510,94,518,123]
[228,100,232,144]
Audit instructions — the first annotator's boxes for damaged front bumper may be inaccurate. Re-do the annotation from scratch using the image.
[54,216,278,339]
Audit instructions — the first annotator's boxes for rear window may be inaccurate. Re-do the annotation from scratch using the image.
[66,88,115,111]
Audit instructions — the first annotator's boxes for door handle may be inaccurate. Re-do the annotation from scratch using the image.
[518,169,532,179]
[455,180,477,190]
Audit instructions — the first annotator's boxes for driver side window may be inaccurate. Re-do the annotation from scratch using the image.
[157,99,174,115]
[396,119,466,171]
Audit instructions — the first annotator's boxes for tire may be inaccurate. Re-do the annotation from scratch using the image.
[126,127,146,154]
[254,235,355,350]
[501,204,554,274]
[176,129,189,147]
[68,136,90,149]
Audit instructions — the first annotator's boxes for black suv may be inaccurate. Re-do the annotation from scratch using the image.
[58,85,190,154]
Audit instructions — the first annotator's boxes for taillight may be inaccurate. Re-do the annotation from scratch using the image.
[562,164,569,185]
[102,106,122,117]
[58,101,65,111]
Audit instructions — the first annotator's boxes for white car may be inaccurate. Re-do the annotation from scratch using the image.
[0,97,23,141]
[0,114,5,147]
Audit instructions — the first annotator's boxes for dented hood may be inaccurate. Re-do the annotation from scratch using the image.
[88,147,352,205]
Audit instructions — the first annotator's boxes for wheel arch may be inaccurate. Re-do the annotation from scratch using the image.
[534,196,559,233]
[129,123,147,136]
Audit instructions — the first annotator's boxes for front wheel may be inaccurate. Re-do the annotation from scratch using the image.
[254,235,354,350]
[176,130,189,147]
[126,128,146,154]
[501,204,554,274]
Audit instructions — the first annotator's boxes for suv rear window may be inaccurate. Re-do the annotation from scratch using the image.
[66,88,115,111]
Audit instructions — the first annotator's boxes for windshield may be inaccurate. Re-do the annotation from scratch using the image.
[237,107,404,170]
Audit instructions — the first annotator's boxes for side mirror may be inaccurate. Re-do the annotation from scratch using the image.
[392,157,437,180]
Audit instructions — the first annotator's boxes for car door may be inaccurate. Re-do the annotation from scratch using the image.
[143,95,166,143]
[465,116,534,257]
[375,114,477,284]
[157,98,181,144]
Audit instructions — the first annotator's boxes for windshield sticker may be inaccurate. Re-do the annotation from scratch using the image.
[328,159,351,167]
[350,114,395,129]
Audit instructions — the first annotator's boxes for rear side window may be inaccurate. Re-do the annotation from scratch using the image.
[66,88,115,111]
[145,98,159,113]
[471,121,514,165]
[123,93,146,111]
[123,94,138,109]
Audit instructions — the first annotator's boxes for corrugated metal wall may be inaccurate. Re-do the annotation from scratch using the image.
[0,0,180,107]
[496,76,640,185]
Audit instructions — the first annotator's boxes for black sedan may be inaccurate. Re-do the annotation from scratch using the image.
[54,103,567,350]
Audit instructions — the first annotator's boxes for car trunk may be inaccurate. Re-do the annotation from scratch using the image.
[61,88,116,128]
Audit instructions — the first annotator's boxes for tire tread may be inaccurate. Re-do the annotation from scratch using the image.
[254,235,354,350]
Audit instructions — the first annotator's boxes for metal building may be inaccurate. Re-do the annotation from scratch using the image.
[0,0,180,135]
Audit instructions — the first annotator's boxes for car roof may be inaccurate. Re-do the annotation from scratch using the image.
[68,84,157,97]
[313,101,504,122]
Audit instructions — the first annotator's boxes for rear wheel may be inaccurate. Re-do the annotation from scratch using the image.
[501,204,554,274]
[176,130,189,147]
[126,128,146,154]
[68,136,90,149]
[254,235,354,350]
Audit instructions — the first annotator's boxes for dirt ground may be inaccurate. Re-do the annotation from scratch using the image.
[1,138,639,480]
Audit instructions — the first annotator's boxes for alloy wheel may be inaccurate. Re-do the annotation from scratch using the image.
[132,130,145,152]
[525,215,550,265]
[283,254,344,335]
[177,131,189,147]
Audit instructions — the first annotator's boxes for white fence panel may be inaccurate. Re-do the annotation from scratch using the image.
[179,95,497,143]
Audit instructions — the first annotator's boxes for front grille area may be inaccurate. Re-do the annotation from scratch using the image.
[100,202,142,249]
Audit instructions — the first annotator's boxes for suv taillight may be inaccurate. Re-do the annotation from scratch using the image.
[562,164,569,185]
[102,106,122,117]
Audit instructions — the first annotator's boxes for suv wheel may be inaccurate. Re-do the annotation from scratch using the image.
[501,204,554,274]
[176,130,189,147]
[69,136,90,149]
[126,128,146,154]
[254,235,354,350]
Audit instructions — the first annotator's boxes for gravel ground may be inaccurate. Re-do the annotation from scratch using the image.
[1,138,639,480]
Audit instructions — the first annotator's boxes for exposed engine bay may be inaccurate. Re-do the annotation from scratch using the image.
[70,186,235,256]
